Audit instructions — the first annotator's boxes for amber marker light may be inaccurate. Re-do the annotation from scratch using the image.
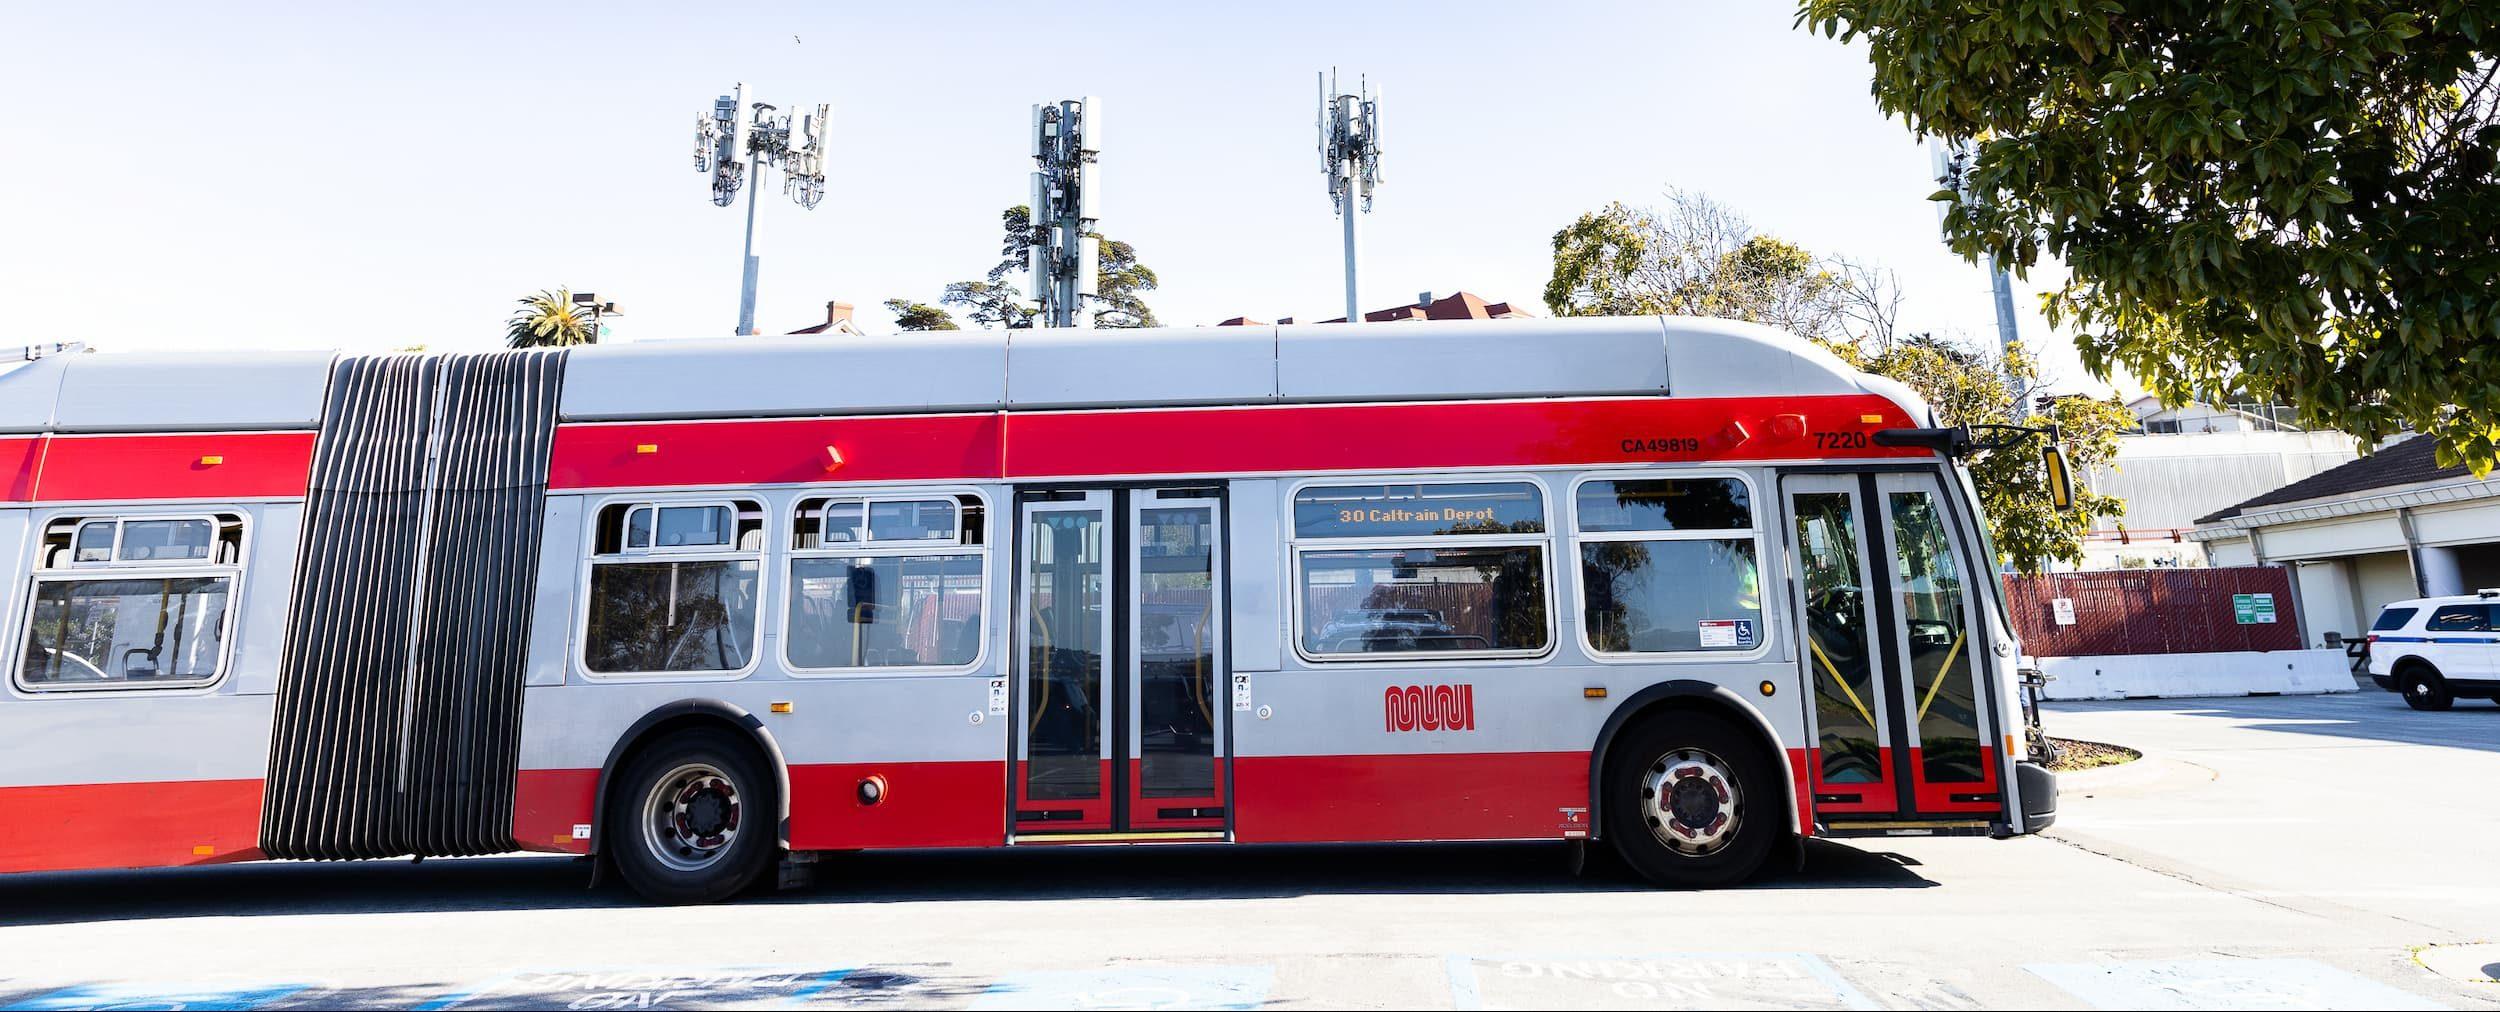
[1583,687,1607,699]
[770,701,794,714]
[1759,680,1777,697]
[197,455,224,466]
[635,443,659,455]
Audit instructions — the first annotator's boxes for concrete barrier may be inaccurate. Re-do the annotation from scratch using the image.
[2034,648,2357,700]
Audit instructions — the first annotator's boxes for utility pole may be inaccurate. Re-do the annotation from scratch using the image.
[696,84,829,335]
[1318,70,1382,323]
[1932,138,2026,417]
[1028,98,1101,329]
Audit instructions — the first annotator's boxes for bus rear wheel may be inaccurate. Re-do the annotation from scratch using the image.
[608,728,775,904]
[1604,711,1779,889]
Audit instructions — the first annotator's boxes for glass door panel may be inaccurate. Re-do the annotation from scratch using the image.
[1875,473,2001,814]
[1016,493,1113,830]
[1128,492,1226,829]
[1783,477,1898,815]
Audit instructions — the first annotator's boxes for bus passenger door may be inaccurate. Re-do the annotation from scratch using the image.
[1782,471,2003,824]
[1012,487,1229,838]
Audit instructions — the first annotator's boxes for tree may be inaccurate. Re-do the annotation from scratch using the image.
[939,205,1160,329]
[884,299,959,331]
[1544,190,2128,572]
[1831,334,2131,571]
[506,288,595,348]
[1546,190,1852,342]
[1797,2,2500,473]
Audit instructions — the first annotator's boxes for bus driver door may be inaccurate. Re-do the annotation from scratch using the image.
[1011,488,1229,839]
[1782,472,2006,829]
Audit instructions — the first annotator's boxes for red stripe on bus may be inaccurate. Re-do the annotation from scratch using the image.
[510,762,1011,855]
[1232,751,1590,844]
[0,778,264,874]
[512,768,600,855]
[0,436,38,502]
[549,414,1005,490]
[790,761,1006,850]
[544,395,1926,490]
[1007,395,1926,478]
[28,432,316,503]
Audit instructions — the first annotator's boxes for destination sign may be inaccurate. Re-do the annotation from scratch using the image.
[1294,482,1545,538]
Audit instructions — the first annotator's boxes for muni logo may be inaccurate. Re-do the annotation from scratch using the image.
[1384,684,1476,732]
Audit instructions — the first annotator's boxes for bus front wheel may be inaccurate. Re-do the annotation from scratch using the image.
[1603,711,1779,889]
[607,728,777,904]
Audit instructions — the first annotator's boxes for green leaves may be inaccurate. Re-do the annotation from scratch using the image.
[505,288,595,349]
[1803,0,2500,476]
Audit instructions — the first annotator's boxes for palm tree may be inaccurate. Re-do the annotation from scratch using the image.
[506,288,596,348]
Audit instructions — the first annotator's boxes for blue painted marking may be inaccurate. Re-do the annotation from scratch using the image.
[3,982,310,1011]
[414,965,851,1010]
[969,966,1271,1011]
[2027,958,2444,1011]
[1446,953,1877,1010]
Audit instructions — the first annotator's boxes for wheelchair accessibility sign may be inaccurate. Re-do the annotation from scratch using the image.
[1698,620,1757,650]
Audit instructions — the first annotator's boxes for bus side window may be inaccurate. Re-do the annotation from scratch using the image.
[581,498,765,677]
[18,513,246,691]
[1572,477,1764,655]
[1290,480,1552,659]
[785,494,988,672]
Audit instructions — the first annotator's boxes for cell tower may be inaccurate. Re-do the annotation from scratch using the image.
[694,84,830,335]
[1028,97,1102,329]
[1318,70,1382,322]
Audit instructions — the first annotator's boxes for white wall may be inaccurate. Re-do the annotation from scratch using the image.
[2203,537,2258,567]
[2294,558,2359,645]
[2038,648,2354,700]
[2093,430,2357,531]
[2351,551,2418,620]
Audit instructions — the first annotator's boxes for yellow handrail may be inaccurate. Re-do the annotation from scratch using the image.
[1917,632,1967,722]
[1809,637,1878,730]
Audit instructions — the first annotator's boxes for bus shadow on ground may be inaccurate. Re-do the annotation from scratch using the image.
[0,839,1933,925]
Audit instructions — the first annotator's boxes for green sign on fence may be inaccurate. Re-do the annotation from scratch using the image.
[2233,593,2277,625]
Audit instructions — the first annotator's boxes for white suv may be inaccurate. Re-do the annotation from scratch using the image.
[2365,590,2500,710]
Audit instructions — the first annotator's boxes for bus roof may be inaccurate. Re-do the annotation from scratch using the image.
[0,316,1930,434]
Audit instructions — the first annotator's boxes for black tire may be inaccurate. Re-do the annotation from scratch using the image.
[607,728,776,904]
[2398,664,2455,711]
[1603,710,1782,889]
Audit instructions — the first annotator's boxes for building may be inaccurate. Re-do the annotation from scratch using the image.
[2192,433,2500,646]
[2073,397,2357,568]
[785,300,862,336]
[1219,291,1536,327]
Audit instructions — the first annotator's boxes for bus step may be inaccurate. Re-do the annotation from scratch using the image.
[1820,819,1994,839]
[1013,830,1230,846]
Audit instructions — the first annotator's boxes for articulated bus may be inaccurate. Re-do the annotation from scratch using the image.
[0,317,2056,903]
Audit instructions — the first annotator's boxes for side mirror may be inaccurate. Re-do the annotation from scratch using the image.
[2042,441,2077,511]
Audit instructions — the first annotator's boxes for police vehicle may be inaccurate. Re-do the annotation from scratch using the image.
[2365,590,2500,710]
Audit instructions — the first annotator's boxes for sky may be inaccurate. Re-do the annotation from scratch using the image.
[0,1,2118,395]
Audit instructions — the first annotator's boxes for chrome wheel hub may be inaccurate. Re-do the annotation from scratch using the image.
[643,762,741,873]
[1640,747,1743,857]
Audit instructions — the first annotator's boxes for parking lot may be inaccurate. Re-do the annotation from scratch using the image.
[1,690,2493,1010]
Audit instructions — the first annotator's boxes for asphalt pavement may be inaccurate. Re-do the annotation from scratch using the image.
[0,689,2493,1010]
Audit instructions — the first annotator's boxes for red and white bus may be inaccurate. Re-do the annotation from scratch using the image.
[0,316,2056,903]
